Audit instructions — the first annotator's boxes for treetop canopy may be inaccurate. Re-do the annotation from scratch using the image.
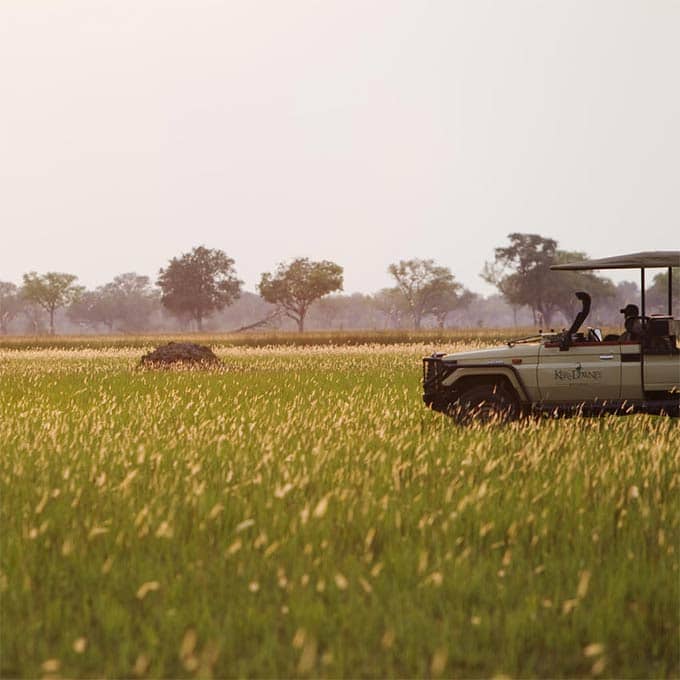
[551,251,680,271]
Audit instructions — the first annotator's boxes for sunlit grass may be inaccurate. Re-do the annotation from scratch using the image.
[0,327,532,351]
[0,343,678,678]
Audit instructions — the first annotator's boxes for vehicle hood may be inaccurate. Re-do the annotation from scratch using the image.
[442,344,539,364]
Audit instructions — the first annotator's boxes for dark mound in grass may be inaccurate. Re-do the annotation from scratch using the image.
[140,342,220,367]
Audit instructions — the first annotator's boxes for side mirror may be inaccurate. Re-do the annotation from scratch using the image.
[592,328,603,342]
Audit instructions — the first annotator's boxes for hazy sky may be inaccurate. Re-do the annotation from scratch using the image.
[1,1,678,296]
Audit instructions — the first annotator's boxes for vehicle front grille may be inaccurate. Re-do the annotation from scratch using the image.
[423,353,449,387]
[423,358,435,384]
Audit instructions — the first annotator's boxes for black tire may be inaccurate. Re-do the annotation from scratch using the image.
[449,384,520,425]
[660,403,680,418]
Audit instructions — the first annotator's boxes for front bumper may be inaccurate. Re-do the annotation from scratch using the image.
[422,353,457,411]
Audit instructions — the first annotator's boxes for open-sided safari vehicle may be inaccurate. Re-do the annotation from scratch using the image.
[423,251,680,421]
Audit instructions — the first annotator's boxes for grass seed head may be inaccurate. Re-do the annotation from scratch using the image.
[72,637,87,654]
[41,659,60,673]
[430,647,448,677]
[136,581,160,599]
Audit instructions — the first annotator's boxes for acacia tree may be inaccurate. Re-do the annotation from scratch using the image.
[157,247,241,331]
[483,235,616,326]
[258,258,343,332]
[21,272,83,334]
[481,233,559,325]
[0,282,21,334]
[387,259,464,329]
[548,251,616,324]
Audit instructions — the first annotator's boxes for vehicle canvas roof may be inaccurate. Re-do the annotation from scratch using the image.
[550,250,680,271]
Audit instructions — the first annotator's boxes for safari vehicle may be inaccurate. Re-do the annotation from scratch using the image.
[423,251,680,421]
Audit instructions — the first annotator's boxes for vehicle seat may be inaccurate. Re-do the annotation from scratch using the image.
[621,317,643,342]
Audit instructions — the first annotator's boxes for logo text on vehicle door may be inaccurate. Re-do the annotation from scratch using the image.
[554,368,602,381]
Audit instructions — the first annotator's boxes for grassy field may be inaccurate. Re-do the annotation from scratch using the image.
[0,341,678,678]
[0,327,533,350]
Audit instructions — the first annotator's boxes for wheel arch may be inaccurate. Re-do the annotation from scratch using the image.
[441,366,530,404]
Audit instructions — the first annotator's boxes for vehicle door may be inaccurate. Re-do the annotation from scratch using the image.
[620,341,644,401]
[642,318,680,394]
[537,341,622,403]
[645,354,680,393]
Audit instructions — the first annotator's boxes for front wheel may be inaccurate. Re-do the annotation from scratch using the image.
[449,384,520,425]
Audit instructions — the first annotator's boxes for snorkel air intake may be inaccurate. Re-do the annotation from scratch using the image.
[560,291,591,351]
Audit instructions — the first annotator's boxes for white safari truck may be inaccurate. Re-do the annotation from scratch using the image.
[423,251,680,421]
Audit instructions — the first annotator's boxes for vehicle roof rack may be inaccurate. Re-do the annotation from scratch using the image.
[550,250,679,317]
[549,250,679,271]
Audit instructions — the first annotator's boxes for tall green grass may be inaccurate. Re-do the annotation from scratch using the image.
[1,345,677,678]
[0,327,532,351]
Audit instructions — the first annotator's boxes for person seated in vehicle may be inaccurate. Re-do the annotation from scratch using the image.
[619,303,644,342]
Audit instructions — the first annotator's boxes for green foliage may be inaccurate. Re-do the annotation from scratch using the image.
[429,288,477,329]
[387,259,466,329]
[68,273,158,332]
[67,289,117,331]
[482,234,558,323]
[549,251,617,323]
[484,235,617,326]
[0,345,677,678]
[258,258,343,332]
[21,271,84,334]
[157,247,242,330]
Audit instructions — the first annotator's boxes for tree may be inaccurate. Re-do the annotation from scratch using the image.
[311,293,377,330]
[372,288,404,328]
[108,273,160,331]
[314,295,348,329]
[482,234,559,325]
[387,259,463,329]
[429,288,476,328]
[67,290,117,331]
[21,302,47,334]
[547,251,616,325]
[21,272,83,335]
[69,273,159,332]
[0,282,21,334]
[482,235,616,327]
[157,247,242,331]
[258,258,343,332]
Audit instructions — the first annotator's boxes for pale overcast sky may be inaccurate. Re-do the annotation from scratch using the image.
[1,1,678,295]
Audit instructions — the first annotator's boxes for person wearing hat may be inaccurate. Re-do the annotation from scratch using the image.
[619,303,643,341]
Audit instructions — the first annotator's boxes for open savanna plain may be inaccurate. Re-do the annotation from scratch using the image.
[1,334,678,678]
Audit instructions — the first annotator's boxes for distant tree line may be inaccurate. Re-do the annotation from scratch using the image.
[1,234,676,335]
